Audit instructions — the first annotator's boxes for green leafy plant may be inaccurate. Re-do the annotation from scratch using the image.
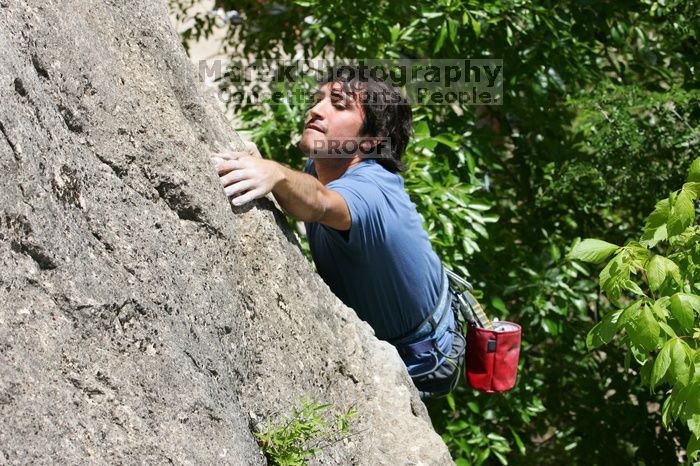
[254,398,357,465]
[569,157,700,462]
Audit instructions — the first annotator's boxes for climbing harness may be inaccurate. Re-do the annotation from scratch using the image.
[390,266,522,397]
[389,266,468,396]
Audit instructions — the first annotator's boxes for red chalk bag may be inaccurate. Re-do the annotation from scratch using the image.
[465,321,521,393]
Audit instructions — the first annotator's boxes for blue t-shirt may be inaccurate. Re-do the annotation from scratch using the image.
[303,159,445,342]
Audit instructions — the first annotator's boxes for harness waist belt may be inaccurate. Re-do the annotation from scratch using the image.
[390,266,452,360]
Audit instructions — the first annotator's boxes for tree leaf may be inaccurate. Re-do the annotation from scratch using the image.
[388,24,401,43]
[433,134,459,149]
[509,427,526,455]
[627,242,650,263]
[669,338,690,386]
[669,293,700,331]
[433,22,448,54]
[652,339,672,389]
[617,300,642,327]
[645,198,671,229]
[641,199,670,247]
[645,256,666,292]
[688,157,700,183]
[646,255,681,291]
[688,433,700,463]
[683,182,700,199]
[448,18,457,44]
[667,189,695,237]
[586,309,622,350]
[657,320,677,338]
[471,17,481,38]
[568,238,619,264]
[446,393,456,412]
[599,255,633,303]
[662,395,672,427]
[689,414,700,439]
[623,279,646,296]
[640,356,654,385]
[422,11,444,19]
[640,225,668,248]
[626,303,660,353]
[413,120,430,138]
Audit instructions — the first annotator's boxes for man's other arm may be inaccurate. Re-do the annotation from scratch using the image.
[271,164,351,231]
[212,145,350,231]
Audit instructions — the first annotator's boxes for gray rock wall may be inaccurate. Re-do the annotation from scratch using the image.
[0,0,453,464]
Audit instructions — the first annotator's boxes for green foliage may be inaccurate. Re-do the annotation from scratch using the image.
[404,116,498,278]
[575,158,700,462]
[254,398,356,465]
[434,389,545,466]
[237,77,315,169]
[567,239,619,265]
[541,86,700,237]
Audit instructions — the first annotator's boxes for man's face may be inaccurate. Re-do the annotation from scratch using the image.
[299,82,366,159]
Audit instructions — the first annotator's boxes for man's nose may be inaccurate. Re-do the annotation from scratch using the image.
[308,106,322,121]
[308,99,329,120]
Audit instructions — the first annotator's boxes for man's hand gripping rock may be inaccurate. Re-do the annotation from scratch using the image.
[212,140,284,206]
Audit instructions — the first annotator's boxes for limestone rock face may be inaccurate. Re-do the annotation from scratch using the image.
[0,0,453,464]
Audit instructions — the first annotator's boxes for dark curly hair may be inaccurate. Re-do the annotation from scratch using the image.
[318,65,413,173]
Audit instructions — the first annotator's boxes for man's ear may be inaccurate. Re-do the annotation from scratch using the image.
[359,134,387,157]
[358,139,375,152]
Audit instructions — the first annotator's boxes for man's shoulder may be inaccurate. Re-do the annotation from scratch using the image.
[338,160,401,187]
[330,163,391,199]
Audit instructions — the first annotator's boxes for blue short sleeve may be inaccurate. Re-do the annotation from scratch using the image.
[324,178,385,251]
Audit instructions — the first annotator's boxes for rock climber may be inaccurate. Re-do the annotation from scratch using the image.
[212,66,465,400]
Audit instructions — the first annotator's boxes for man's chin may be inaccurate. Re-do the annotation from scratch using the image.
[298,137,327,159]
[297,137,313,156]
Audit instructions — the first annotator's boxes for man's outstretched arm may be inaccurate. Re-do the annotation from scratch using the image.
[212,143,351,231]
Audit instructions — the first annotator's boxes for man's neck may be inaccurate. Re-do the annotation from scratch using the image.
[314,156,363,185]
